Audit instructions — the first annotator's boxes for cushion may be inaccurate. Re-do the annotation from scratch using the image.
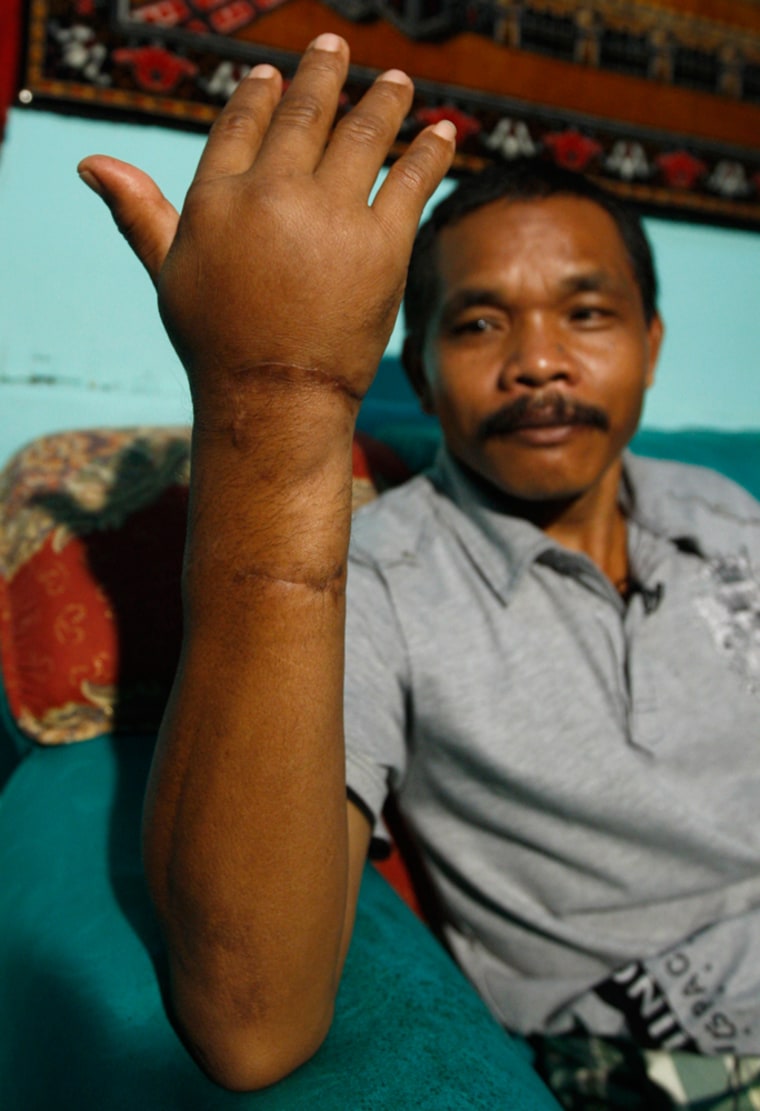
[0,427,408,747]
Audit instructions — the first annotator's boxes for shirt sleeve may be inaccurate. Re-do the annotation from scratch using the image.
[344,545,410,841]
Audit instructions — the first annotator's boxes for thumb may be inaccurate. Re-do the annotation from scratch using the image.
[78,155,179,287]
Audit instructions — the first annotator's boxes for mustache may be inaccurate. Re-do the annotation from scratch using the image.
[478,393,609,440]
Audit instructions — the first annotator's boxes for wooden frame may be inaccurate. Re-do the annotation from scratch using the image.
[19,0,760,225]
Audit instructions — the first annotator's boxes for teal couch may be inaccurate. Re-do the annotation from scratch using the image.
[0,422,559,1111]
[0,414,757,1111]
[0,736,553,1111]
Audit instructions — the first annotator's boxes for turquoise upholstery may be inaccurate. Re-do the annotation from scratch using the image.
[630,428,760,500]
[0,419,756,1109]
[0,724,558,1109]
[360,417,760,504]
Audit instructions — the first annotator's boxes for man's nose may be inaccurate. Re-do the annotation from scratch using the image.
[499,315,575,389]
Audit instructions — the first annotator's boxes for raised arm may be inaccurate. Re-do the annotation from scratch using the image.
[78,34,454,1092]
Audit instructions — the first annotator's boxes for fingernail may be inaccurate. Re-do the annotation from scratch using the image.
[309,32,343,52]
[78,168,104,197]
[377,69,410,86]
[247,63,278,80]
[430,120,457,142]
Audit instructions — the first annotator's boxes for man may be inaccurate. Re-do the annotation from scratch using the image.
[344,159,760,1106]
[78,33,760,1107]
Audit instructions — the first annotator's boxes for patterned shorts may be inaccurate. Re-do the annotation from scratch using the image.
[530,1035,760,1110]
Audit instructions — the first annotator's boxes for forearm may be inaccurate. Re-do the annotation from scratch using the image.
[143,384,358,1087]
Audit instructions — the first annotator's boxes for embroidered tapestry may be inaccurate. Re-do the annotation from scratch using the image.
[18,0,760,225]
[1,0,23,140]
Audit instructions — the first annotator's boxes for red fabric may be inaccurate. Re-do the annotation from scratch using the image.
[0,0,22,139]
[352,430,410,487]
[0,429,410,744]
[0,487,188,741]
[0,422,426,911]
[373,850,423,918]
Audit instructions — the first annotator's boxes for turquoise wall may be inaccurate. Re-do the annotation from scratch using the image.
[1,106,759,467]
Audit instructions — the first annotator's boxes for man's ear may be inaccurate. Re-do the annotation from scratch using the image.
[402,336,435,414]
[644,314,664,389]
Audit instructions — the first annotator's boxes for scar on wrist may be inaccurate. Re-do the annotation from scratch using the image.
[229,362,364,404]
[193,362,362,452]
[232,561,346,595]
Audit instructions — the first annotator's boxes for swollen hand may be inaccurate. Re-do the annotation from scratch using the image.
[78,34,455,416]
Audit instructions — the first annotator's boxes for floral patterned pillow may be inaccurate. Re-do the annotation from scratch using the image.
[0,426,407,746]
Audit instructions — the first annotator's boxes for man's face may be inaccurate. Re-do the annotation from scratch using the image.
[409,196,663,505]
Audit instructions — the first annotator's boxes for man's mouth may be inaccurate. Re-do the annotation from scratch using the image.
[478,394,609,440]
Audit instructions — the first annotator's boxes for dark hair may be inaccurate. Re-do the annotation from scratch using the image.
[403,158,659,345]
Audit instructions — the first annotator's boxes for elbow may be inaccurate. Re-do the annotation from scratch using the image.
[193,1027,332,1093]
[172,987,336,1092]
[187,1018,333,1093]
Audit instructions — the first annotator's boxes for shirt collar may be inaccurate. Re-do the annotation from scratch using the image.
[427,446,704,605]
[428,447,574,604]
[619,452,703,552]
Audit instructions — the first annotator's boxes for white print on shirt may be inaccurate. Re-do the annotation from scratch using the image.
[597,947,757,1056]
[649,943,757,1056]
[595,961,695,1050]
[693,554,760,696]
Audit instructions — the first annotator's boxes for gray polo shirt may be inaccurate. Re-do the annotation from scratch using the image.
[344,448,760,1053]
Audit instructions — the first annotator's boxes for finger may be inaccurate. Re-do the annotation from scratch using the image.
[316,69,415,199]
[371,121,456,245]
[77,155,179,286]
[252,33,350,176]
[193,63,283,184]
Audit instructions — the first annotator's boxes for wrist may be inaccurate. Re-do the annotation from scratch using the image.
[184,400,356,597]
[189,361,361,454]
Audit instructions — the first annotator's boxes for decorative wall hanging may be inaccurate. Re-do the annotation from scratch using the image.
[19,0,760,226]
[1,0,23,141]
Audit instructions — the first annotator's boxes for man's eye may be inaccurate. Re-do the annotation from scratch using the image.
[571,305,611,324]
[451,317,495,335]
